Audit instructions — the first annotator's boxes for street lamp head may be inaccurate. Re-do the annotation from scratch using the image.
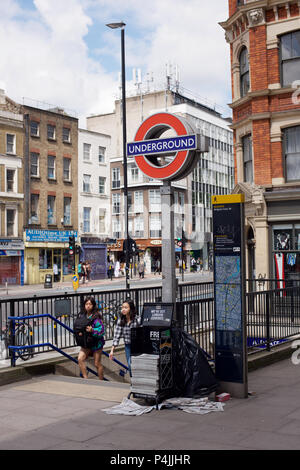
[106,22,126,29]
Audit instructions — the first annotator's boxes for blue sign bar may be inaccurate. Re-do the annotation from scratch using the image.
[127,134,196,157]
[25,229,78,243]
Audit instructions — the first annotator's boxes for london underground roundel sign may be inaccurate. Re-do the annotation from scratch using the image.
[127,112,201,181]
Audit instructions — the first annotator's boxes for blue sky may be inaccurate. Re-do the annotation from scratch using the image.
[0,0,231,127]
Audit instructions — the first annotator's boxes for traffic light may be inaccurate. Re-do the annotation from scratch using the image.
[75,245,81,255]
[176,237,182,248]
[123,237,137,256]
[68,235,75,255]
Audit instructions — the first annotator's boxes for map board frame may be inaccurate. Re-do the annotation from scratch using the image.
[212,194,248,398]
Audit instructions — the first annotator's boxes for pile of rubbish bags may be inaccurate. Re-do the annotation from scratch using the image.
[171,328,218,398]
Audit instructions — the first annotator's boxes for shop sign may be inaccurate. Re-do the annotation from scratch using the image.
[25,229,78,243]
[150,240,162,245]
[0,250,22,256]
[127,112,206,181]
[0,239,24,250]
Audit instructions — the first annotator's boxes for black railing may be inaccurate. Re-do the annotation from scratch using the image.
[2,280,300,365]
[0,282,213,362]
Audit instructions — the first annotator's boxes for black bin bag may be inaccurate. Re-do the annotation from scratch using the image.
[171,328,218,397]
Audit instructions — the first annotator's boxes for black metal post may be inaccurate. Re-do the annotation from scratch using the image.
[121,27,130,291]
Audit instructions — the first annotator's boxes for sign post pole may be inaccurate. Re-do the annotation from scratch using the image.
[161,181,177,306]
[212,194,248,398]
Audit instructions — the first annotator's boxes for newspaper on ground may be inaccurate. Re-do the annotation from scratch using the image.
[102,396,225,416]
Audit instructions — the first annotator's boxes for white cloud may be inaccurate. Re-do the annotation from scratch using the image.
[0,0,231,127]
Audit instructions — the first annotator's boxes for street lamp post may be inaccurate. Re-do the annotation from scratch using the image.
[106,22,130,291]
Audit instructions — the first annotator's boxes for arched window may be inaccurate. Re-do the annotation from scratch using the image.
[280,30,300,86]
[239,47,250,97]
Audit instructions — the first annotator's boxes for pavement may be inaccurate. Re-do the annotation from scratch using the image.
[0,355,300,451]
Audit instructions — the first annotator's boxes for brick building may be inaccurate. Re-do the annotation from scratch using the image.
[220,0,300,283]
[22,103,79,285]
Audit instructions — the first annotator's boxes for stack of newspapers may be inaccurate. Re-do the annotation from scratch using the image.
[131,354,160,396]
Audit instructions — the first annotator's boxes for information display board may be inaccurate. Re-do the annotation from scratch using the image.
[141,303,174,327]
[212,194,247,396]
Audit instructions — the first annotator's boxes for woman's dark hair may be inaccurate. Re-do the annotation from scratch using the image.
[120,299,136,326]
[82,296,101,318]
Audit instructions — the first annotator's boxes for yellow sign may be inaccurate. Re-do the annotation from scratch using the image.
[72,274,79,291]
[211,194,245,205]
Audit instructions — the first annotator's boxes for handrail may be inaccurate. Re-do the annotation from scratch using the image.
[8,313,129,377]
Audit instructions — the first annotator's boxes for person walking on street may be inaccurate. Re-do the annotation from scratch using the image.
[154,258,161,275]
[86,261,91,282]
[109,299,139,376]
[77,296,105,380]
[138,259,145,279]
[82,262,87,284]
[108,260,114,280]
[78,262,83,282]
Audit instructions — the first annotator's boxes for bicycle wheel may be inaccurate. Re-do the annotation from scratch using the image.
[15,324,34,361]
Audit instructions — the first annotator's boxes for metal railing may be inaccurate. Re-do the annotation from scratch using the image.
[2,280,300,367]
[0,282,213,362]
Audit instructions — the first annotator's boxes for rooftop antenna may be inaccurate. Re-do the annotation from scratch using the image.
[175,64,180,93]
[146,71,153,92]
[133,68,144,122]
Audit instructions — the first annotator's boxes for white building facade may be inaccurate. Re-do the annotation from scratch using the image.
[78,128,111,279]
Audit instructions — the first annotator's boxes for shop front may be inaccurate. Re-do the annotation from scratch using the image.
[80,237,107,280]
[272,223,300,286]
[24,229,78,285]
[0,239,24,285]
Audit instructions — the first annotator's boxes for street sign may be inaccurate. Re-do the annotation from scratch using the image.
[212,193,247,398]
[72,274,79,291]
[128,112,207,181]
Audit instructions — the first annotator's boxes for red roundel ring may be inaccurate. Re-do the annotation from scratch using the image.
[134,112,190,180]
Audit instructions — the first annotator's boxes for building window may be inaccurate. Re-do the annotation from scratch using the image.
[149,189,161,212]
[98,146,105,163]
[99,176,106,195]
[112,193,120,214]
[112,167,120,188]
[6,134,15,154]
[83,174,91,193]
[30,152,39,177]
[135,216,144,238]
[63,158,71,181]
[99,209,106,233]
[47,195,56,225]
[284,126,300,181]
[83,207,91,232]
[6,169,16,192]
[134,191,143,212]
[281,30,300,86]
[47,124,56,140]
[30,194,39,224]
[30,121,39,137]
[62,127,71,143]
[150,214,161,238]
[239,47,249,98]
[113,218,121,238]
[48,156,56,180]
[128,162,140,183]
[6,209,16,236]
[83,143,91,161]
[63,197,71,225]
[242,134,253,183]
